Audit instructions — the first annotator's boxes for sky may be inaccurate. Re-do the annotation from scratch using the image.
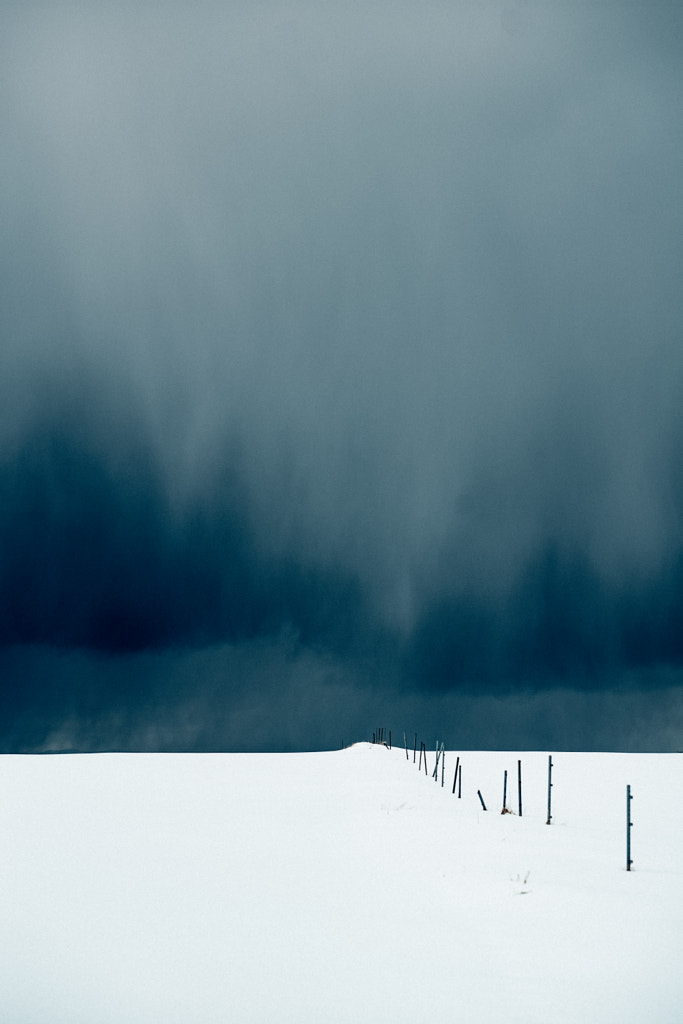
[1,1,682,752]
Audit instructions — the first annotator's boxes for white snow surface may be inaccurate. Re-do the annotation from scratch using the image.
[1,745,681,1022]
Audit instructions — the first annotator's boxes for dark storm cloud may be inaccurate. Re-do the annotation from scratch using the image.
[0,378,371,657]
[1,2,682,750]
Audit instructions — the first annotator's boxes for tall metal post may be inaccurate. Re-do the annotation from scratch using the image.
[627,785,633,871]
[518,759,523,818]
[546,755,553,825]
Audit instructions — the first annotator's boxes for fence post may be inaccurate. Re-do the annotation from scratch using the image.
[452,756,460,795]
[414,733,417,763]
[503,769,507,812]
[546,755,553,825]
[477,790,487,811]
[441,748,445,787]
[518,759,523,818]
[627,785,633,871]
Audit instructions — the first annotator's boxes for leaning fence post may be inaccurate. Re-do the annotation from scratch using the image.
[452,756,460,795]
[433,742,444,781]
[627,785,633,871]
[477,790,487,811]
[518,759,523,818]
[546,755,553,825]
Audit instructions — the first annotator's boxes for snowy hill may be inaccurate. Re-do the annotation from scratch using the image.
[1,746,681,1022]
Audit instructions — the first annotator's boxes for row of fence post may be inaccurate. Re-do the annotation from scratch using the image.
[371,728,391,748]
[370,735,634,870]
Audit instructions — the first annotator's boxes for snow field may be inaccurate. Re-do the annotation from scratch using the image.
[0,745,681,1022]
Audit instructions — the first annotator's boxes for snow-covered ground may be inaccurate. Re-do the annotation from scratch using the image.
[1,745,681,1022]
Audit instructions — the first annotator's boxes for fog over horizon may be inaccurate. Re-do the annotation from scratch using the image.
[1,2,682,751]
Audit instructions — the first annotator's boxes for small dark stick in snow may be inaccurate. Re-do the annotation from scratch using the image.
[478,790,487,811]
[452,756,460,795]
[503,769,508,812]
[546,755,553,825]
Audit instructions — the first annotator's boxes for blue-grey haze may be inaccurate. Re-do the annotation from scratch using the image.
[1,2,682,750]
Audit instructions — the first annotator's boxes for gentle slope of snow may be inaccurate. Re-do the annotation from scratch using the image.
[1,746,681,1022]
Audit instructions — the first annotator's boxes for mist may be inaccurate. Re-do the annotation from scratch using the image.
[1,2,682,751]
